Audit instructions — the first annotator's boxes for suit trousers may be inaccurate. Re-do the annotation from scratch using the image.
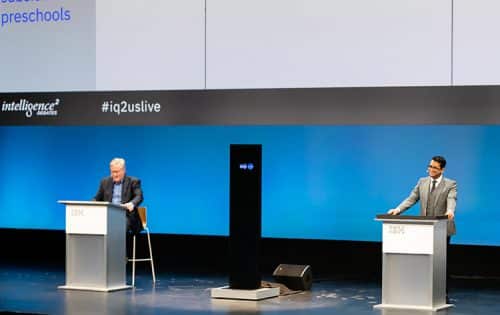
[127,210,143,235]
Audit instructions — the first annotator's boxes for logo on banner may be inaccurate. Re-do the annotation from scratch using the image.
[1,98,60,118]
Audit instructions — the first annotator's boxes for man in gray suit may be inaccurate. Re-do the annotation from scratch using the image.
[388,155,457,302]
[388,156,457,233]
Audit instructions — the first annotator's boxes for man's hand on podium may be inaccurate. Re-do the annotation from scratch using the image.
[122,202,134,212]
[445,210,454,220]
[387,208,400,215]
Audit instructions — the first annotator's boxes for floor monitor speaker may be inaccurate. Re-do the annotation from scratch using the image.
[272,264,312,291]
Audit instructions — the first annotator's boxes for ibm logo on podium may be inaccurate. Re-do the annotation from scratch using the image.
[66,205,107,235]
[70,208,85,217]
[383,223,434,255]
[388,224,405,235]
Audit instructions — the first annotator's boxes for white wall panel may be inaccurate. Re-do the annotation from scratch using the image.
[96,0,205,91]
[0,1,96,92]
[206,0,452,89]
[453,0,500,85]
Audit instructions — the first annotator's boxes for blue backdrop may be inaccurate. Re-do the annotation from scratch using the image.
[0,125,498,246]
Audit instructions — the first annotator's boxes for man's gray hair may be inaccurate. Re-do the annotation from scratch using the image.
[110,158,126,169]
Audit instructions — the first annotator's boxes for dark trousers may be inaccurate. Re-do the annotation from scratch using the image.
[127,209,143,235]
[126,210,143,258]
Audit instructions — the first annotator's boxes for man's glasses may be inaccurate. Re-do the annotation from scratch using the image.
[427,165,442,170]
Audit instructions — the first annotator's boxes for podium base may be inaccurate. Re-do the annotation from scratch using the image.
[58,284,132,292]
[374,303,454,311]
[211,286,279,300]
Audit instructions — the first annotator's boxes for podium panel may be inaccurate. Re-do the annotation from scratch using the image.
[58,200,131,292]
[383,223,434,254]
[65,204,108,235]
[375,215,452,311]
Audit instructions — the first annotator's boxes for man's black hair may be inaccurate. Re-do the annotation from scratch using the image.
[432,156,446,169]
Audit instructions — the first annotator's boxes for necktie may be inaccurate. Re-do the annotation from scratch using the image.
[431,180,437,193]
[426,180,438,216]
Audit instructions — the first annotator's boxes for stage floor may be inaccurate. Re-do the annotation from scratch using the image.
[1,266,499,315]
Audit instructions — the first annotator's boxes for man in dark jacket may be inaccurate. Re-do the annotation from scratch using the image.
[94,157,144,235]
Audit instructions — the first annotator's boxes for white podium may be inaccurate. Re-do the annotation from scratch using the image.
[58,200,131,292]
[374,215,453,311]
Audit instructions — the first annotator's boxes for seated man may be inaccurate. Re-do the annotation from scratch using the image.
[93,157,144,235]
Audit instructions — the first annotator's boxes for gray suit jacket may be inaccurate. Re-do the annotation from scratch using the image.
[397,177,457,236]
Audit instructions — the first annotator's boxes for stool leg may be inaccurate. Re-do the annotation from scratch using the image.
[132,235,136,287]
[146,229,156,283]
